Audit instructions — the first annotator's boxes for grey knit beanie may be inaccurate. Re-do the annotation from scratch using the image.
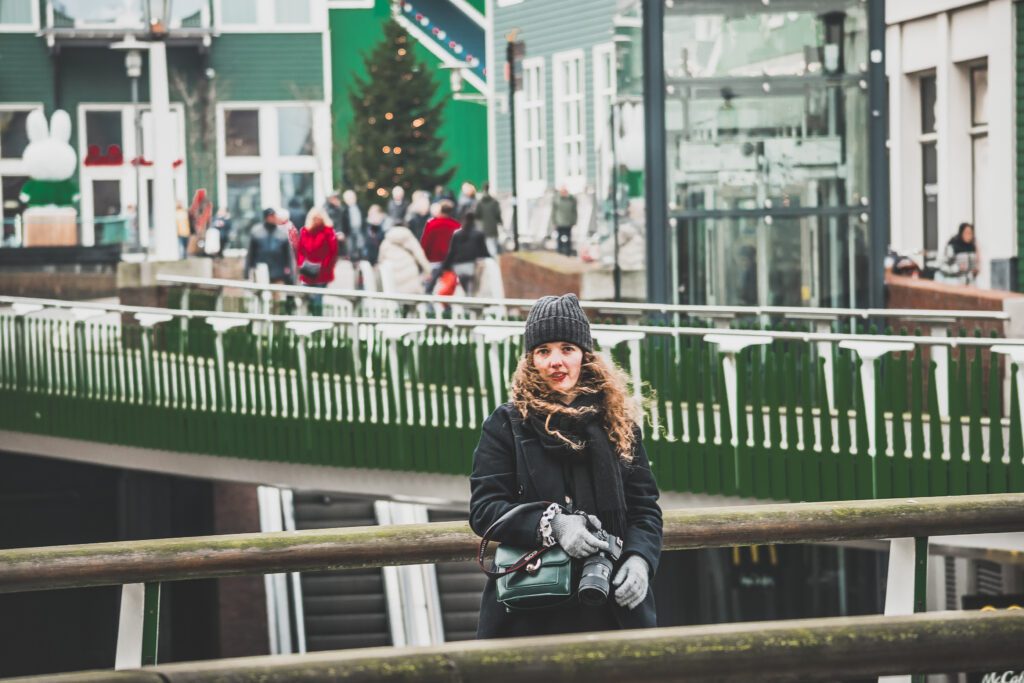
[524,293,593,352]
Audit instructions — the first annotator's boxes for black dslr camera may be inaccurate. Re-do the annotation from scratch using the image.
[578,526,624,606]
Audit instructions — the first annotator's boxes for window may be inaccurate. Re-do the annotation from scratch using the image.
[226,174,262,240]
[0,0,34,27]
[281,172,315,220]
[970,64,989,236]
[218,0,315,29]
[593,44,616,205]
[0,110,30,159]
[520,58,546,189]
[919,74,938,252]
[275,0,310,24]
[85,111,123,153]
[970,65,988,127]
[220,0,258,24]
[278,107,313,157]
[219,103,326,242]
[552,50,586,186]
[225,109,260,157]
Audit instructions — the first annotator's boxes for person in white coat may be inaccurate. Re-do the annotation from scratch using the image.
[377,222,432,295]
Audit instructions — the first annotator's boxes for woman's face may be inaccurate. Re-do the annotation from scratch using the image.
[532,342,583,395]
[962,225,974,243]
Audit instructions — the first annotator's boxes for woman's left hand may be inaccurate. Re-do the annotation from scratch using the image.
[612,555,649,610]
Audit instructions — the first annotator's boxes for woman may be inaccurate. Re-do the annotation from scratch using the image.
[406,190,432,241]
[377,221,432,295]
[469,294,662,639]
[940,222,980,285]
[440,212,491,296]
[295,207,339,316]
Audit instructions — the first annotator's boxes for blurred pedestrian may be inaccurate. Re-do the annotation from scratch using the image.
[406,190,431,240]
[176,200,192,258]
[338,189,364,260]
[456,181,477,220]
[378,221,432,295]
[421,200,460,268]
[476,182,502,256]
[296,207,339,315]
[387,185,410,222]
[550,186,577,257]
[441,211,490,296]
[324,193,348,258]
[246,208,296,285]
[940,222,980,285]
[433,184,455,204]
[362,204,388,264]
[211,206,232,257]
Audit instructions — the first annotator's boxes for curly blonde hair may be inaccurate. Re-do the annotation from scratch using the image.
[510,350,641,462]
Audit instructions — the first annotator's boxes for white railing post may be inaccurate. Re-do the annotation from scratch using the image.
[839,341,915,499]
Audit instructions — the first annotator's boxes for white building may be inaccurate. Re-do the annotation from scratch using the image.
[886,0,1016,289]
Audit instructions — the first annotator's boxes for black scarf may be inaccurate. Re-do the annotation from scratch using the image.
[526,393,628,539]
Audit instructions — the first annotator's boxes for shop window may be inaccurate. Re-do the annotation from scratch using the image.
[85,111,123,161]
[225,110,260,157]
[226,173,262,241]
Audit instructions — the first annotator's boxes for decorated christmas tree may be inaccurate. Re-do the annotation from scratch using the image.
[343,21,454,208]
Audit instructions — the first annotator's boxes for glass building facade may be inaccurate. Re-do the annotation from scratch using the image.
[617,0,886,307]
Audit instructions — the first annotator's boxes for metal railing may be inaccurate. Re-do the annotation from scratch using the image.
[158,273,1010,326]
[2,294,1024,503]
[3,493,1023,679]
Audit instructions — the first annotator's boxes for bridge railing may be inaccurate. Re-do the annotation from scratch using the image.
[157,273,1010,331]
[2,295,1024,502]
[2,493,1023,678]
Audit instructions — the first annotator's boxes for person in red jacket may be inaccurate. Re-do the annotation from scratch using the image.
[420,200,460,265]
[296,207,340,315]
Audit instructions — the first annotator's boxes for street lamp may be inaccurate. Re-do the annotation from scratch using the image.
[111,3,177,262]
[124,49,144,250]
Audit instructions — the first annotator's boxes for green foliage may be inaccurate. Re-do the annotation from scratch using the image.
[343,20,454,208]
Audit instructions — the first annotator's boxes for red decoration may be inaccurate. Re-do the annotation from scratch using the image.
[84,144,124,166]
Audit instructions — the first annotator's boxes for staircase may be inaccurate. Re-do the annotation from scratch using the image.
[293,493,393,650]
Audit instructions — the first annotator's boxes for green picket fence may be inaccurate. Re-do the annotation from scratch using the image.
[2,301,1023,503]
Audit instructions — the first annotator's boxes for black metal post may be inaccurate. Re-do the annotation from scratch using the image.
[642,0,668,304]
[507,39,520,252]
[867,0,889,309]
[610,104,622,301]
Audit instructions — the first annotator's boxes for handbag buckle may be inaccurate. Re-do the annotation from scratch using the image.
[525,557,542,574]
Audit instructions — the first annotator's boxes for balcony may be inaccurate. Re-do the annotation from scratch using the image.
[43,0,212,47]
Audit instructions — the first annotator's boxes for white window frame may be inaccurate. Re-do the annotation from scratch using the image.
[77,103,189,247]
[0,0,40,32]
[592,43,616,203]
[0,104,42,239]
[214,0,325,32]
[552,49,586,193]
[496,0,524,6]
[216,101,331,219]
[517,56,547,198]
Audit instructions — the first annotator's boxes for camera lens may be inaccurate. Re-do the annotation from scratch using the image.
[578,554,615,606]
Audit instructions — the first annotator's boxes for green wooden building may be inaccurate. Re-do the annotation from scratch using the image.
[0,0,488,248]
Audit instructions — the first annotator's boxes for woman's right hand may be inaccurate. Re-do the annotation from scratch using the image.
[549,512,609,558]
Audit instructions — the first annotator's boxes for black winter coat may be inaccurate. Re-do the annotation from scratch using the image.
[469,404,663,639]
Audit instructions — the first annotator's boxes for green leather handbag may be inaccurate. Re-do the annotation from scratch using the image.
[477,508,576,611]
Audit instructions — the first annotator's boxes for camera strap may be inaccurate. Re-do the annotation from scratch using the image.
[476,506,559,579]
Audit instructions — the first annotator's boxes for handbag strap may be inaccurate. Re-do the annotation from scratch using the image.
[476,506,557,580]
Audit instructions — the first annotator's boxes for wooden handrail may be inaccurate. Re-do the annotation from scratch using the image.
[15,611,1024,682]
[1,493,1022,594]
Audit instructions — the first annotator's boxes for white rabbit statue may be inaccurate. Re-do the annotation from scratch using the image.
[18,109,80,246]
[19,109,79,207]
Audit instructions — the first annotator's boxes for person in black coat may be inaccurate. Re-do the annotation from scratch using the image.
[440,212,490,296]
[470,294,663,639]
